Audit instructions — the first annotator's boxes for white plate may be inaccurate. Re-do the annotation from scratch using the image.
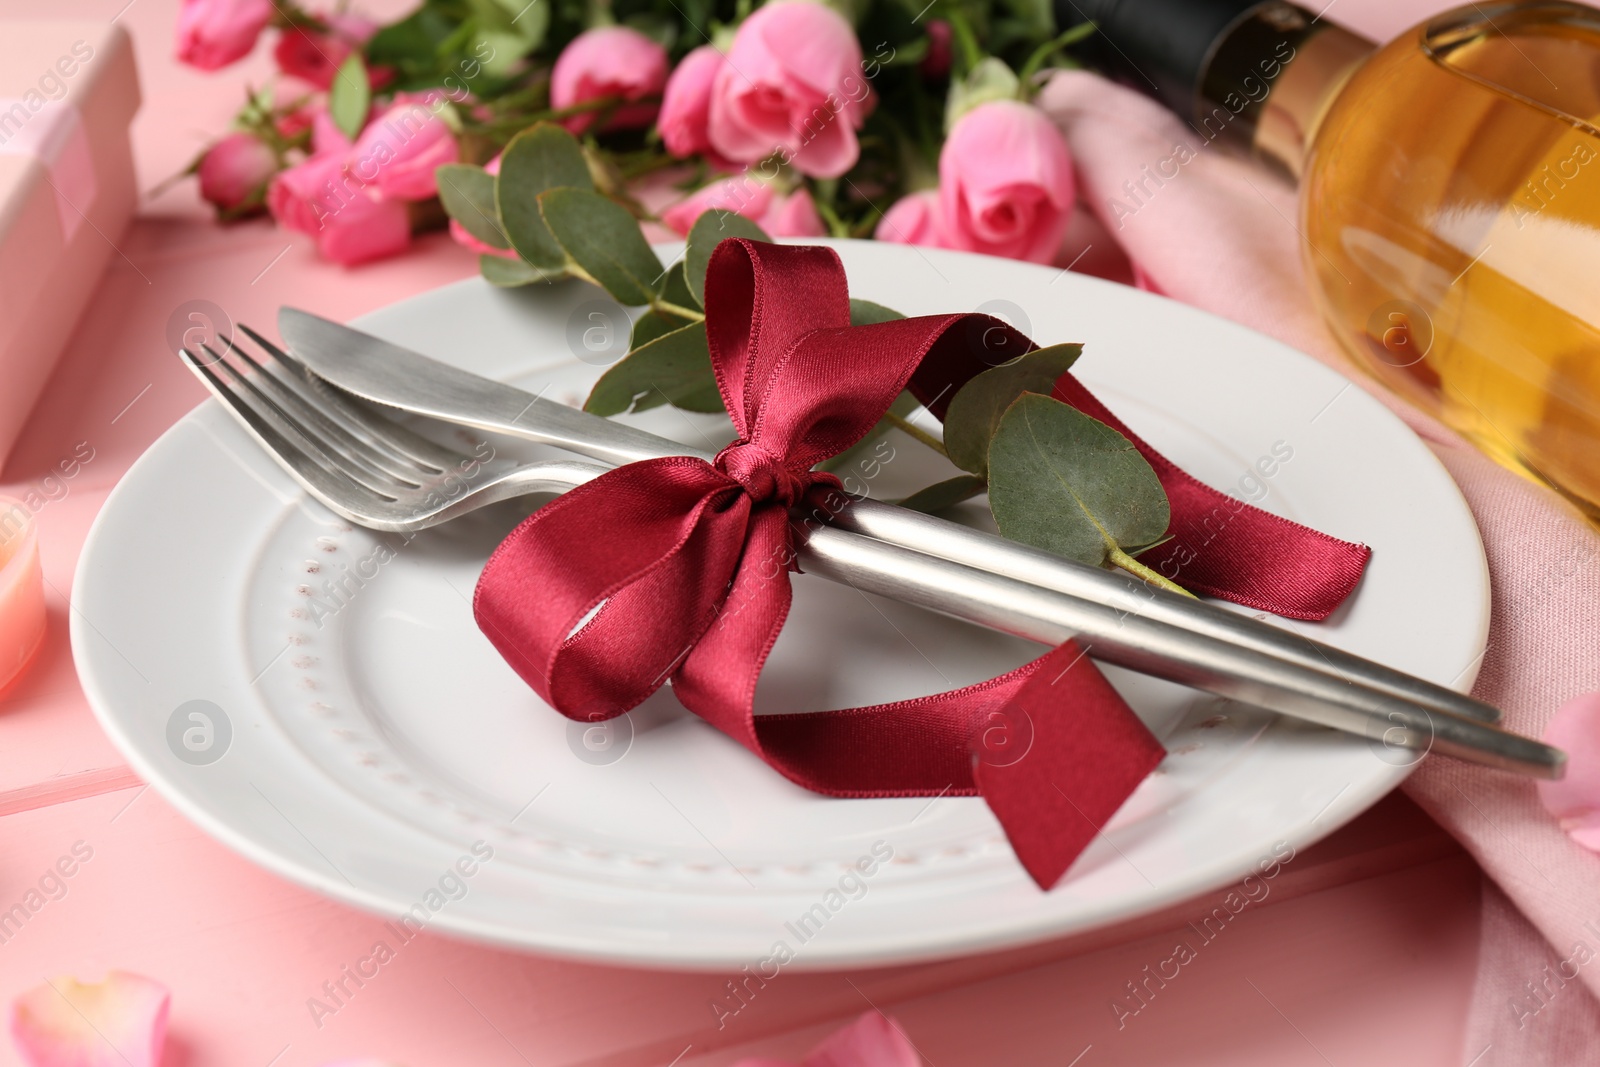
[73,240,1487,970]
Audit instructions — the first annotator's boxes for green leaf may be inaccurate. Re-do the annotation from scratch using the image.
[987,393,1170,567]
[480,254,567,287]
[848,298,905,326]
[945,56,1021,133]
[539,187,664,307]
[584,322,722,415]
[329,54,371,140]
[659,257,699,310]
[496,123,593,271]
[631,307,691,349]
[942,343,1083,476]
[685,210,770,307]
[436,164,509,250]
[896,475,988,513]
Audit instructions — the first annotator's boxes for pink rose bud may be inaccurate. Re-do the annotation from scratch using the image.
[9,971,170,1067]
[1539,692,1600,852]
[310,105,353,156]
[660,176,827,238]
[875,189,944,247]
[921,19,952,80]
[273,18,389,91]
[708,1,874,179]
[660,174,775,236]
[174,0,274,70]
[659,45,733,168]
[274,26,355,90]
[763,187,826,238]
[267,150,349,235]
[266,152,412,265]
[352,93,460,201]
[938,100,1075,263]
[197,131,278,215]
[551,26,670,134]
[449,154,517,258]
[314,189,412,265]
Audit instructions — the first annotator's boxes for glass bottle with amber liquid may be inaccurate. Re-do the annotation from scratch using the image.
[1070,0,1600,518]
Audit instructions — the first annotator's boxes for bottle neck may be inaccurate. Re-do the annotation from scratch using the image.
[1064,0,1376,179]
[1211,9,1375,178]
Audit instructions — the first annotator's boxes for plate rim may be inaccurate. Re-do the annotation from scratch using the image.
[70,240,1486,969]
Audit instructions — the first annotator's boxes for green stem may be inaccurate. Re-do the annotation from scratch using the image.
[1107,546,1196,598]
[885,411,948,457]
[653,298,706,321]
[945,9,984,78]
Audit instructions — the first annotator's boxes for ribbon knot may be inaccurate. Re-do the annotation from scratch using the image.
[715,439,819,508]
[474,238,1371,889]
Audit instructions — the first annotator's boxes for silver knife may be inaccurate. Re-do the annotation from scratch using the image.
[279,308,1561,777]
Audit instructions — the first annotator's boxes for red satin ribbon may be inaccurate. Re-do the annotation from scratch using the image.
[475,239,1368,889]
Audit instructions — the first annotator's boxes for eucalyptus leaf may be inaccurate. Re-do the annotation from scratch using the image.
[987,393,1170,567]
[848,298,905,326]
[631,307,692,349]
[659,256,698,310]
[436,163,508,249]
[585,322,722,415]
[685,210,770,307]
[942,343,1083,476]
[539,188,665,307]
[496,123,593,271]
[896,475,987,513]
[329,54,371,140]
[480,254,566,288]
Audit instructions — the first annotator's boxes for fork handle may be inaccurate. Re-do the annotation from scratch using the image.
[475,392,1507,731]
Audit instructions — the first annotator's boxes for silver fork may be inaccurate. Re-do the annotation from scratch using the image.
[174,328,1564,778]
[179,326,606,529]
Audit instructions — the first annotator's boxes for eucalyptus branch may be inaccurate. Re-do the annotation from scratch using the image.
[1107,546,1196,598]
[884,410,948,457]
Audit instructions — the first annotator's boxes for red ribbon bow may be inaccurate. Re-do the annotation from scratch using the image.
[475,239,1370,889]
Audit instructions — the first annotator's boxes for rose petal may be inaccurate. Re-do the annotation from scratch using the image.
[1538,692,1600,851]
[805,1011,921,1067]
[9,971,170,1067]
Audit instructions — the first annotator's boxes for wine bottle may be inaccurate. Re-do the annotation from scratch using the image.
[1068,0,1600,518]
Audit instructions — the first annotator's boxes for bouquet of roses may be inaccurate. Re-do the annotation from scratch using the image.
[175,0,1091,266]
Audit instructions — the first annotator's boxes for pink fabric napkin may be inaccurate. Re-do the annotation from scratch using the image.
[1038,67,1600,1064]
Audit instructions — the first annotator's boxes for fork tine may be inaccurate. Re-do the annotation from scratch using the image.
[239,324,469,474]
[201,343,420,500]
[178,346,404,525]
[225,338,432,487]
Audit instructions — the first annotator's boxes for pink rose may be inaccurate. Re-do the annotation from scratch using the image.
[351,93,460,200]
[551,27,669,133]
[659,176,826,238]
[315,189,411,265]
[274,19,386,91]
[875,189,944,247]
[659,45,735,168]
[267,151,411,265]
[198,132,278,215]
[174,0,274,70]
[921,20,952,79]
[449,154,517,258]
[273,26,353,89]
[708,1,874,179]
[938,100,1075,263]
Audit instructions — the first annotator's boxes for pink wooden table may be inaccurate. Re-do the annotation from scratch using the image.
[0,0,1487,1062]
